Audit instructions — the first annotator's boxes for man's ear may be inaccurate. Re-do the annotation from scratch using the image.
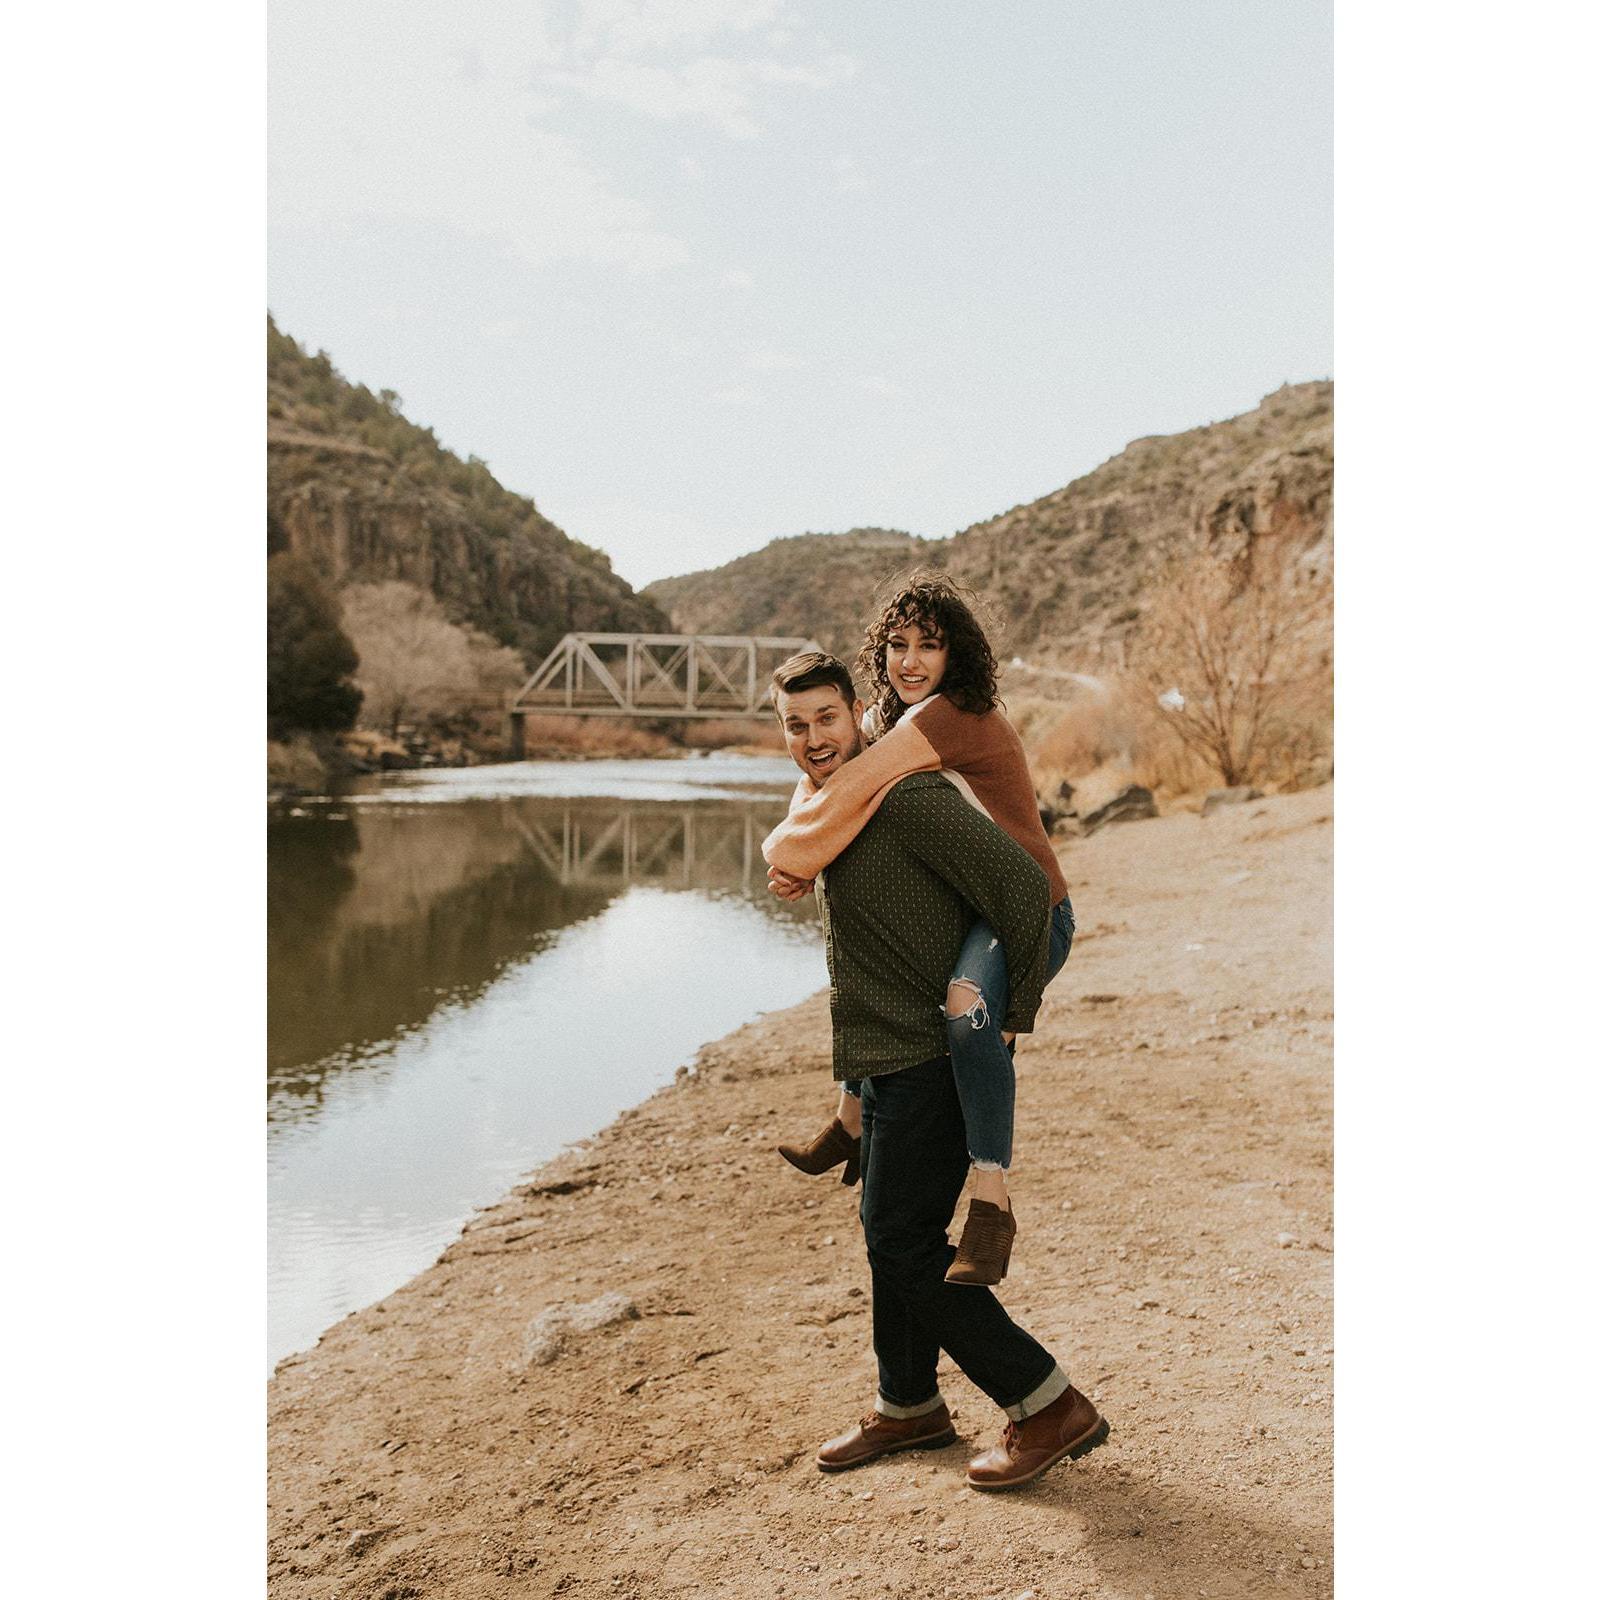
[852,698,865,720]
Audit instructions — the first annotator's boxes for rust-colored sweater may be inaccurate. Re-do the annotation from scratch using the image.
[762,695,1070,905]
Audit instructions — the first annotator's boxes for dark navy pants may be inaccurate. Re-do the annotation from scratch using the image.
[859,1054,1062,1415]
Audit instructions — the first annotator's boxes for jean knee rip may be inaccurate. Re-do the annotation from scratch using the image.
[943,978,989,1030]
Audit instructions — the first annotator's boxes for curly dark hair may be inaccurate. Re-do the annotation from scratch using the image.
[856,570,1002,731]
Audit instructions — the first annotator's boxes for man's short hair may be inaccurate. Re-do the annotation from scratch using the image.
[771,650,858,708]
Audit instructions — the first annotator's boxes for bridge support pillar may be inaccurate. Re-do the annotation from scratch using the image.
[508,709,526,760]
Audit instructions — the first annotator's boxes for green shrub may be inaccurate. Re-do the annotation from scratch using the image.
[267,554,362,735]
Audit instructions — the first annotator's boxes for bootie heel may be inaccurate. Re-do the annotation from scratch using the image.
[945,1199,1016,1285]
[777,1117,862,1187]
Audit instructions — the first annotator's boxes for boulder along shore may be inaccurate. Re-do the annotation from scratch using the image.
[269,786,1333,1600]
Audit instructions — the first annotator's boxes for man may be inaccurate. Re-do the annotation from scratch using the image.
[770,651,1110,1491]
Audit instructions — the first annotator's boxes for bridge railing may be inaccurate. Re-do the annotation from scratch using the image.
[509,633,824,733]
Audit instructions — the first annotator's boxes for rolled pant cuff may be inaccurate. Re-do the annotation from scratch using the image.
[875,1390,946,1420]
[1004,1364,1070,1422]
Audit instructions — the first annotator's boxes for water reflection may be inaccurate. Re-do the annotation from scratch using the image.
[268,794,811,1114]
[267,768,827,1366]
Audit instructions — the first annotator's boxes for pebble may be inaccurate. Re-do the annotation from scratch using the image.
[1301,1556,1315,1569]
[1276,1232,1298,1248]
[823,1235,836,1246]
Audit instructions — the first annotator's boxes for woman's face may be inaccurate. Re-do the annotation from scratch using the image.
[885,618,948,705]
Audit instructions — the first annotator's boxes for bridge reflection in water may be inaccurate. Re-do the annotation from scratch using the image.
[268,791,811,1096]
[267,781,825,1368]
[505,798,774,893]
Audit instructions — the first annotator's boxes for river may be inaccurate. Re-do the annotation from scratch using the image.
[267,754,825,1369]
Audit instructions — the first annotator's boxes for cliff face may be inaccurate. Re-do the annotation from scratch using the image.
[940,381,1332,662]
[267,320,668,665]
[644,382,1332,667]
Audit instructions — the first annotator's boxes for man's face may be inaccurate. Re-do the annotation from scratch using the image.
[777,684,865,785]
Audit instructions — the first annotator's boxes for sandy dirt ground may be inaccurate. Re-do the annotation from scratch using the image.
[268,785,1333,1599]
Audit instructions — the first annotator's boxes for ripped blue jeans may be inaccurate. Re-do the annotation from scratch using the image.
[844,895,1075,1171]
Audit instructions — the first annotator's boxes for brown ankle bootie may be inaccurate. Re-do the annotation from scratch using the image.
[777,1117,861,1186]
[945,1198,1016,1285]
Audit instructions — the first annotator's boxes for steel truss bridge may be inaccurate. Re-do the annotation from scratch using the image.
[509,633,821,750]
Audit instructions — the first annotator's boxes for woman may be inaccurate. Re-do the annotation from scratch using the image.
[766,572,1075,1286]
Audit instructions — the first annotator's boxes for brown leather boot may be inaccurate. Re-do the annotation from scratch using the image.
[777,1116,861,1186]
[945,1198,1016,1285]
[965,1385,1110,1490]
[817,1404,956,1472]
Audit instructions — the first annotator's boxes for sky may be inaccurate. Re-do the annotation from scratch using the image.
[268,0,1331,589]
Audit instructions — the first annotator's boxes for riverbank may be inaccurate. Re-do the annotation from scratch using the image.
[268,785,1333,1599]
[268,719,786,800]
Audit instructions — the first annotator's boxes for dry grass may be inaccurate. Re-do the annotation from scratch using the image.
[514,715,782,760]
[515,714,677,759]
[1023,679,1209,804]
[678,718,784,752]
[1019,666,1327,807]
[1015,535,1333,804]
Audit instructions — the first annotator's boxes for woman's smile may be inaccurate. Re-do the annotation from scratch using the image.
[886,621,948,703]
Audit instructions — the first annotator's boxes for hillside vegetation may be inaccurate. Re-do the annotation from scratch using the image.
[645,383,1332,798]
[645,382,1331,670]
[644,529,936,659]
[268,316,668,666]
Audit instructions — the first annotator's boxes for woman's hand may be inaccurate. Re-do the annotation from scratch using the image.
[767,866,814,902]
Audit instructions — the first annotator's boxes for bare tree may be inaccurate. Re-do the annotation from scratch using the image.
[341,581,512,735]
[1129,539,1330,788]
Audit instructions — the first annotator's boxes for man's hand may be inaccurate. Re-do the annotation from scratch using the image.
[767,866,814,902]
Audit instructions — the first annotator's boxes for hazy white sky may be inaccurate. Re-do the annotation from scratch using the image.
[269,0,1331,588]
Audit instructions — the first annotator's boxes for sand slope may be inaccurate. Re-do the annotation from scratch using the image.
[269,786,1333,1599]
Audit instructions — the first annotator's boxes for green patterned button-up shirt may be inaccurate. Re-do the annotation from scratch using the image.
[815,771,1051,1082]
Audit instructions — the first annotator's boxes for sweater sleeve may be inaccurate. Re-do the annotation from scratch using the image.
[761,714,943,878]
[883,779,1051,1032]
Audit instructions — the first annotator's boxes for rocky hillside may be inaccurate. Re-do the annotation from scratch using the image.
[645,382,1332,667]
[643,528,935,660]
[267,317,667,665]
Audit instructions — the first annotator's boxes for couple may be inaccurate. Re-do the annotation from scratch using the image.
[761,572,1109,1490]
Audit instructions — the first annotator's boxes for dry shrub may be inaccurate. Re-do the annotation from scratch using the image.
[1021,677,1204,804]
[1030,689,1135,786]
[1126,536,1331,791]
[515,715,782,760]
[678,718,784,752]
[515,714,676,760]
[343,580,527,735]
